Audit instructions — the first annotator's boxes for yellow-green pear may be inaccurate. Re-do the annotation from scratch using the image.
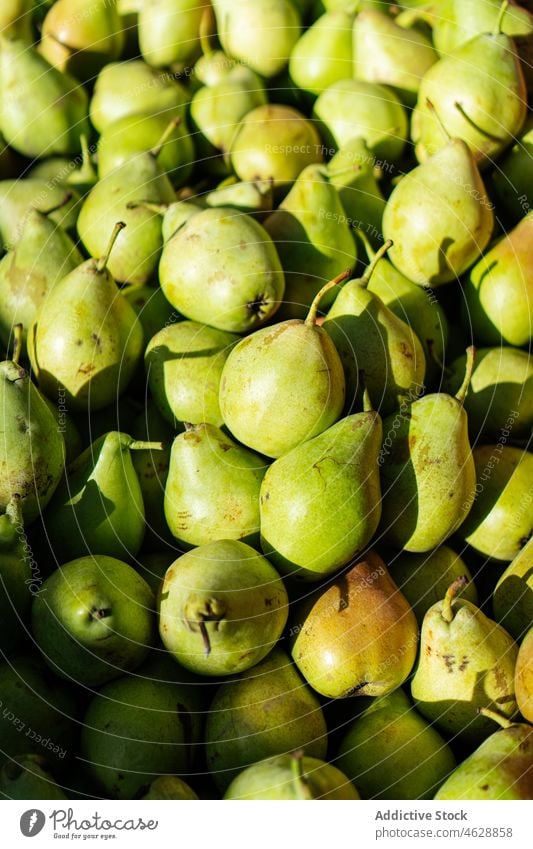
[515,628,533,722]
[138,0,205,70]
[289,8,354,95]
[493,538,533,641]
[224,752,360,800]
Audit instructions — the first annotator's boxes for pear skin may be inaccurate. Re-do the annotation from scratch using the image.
[289,8,354,95]
[224,753,360,800]
[493,538,533,641]
[515,628,533,722]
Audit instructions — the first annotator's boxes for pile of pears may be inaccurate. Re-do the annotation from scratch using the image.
[0,0,532,803]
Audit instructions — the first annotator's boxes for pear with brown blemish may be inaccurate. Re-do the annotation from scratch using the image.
[411,578,519,743]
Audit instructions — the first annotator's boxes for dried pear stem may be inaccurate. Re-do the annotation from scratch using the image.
[96,221,125,274]
[478,707,514,729]
[426,99,452,143]
[441,575,469,623]
[305,269,352,327]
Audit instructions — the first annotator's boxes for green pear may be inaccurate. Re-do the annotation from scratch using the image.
[382,138,494,286]
[462,213,533,347]
[140,776,199,799]
[138,0,205,69]
[260,406,382,581]
[353,9,437,106]
[28,223,144,410]
[0,755,67,800]
[77,136,176,285]
[443,347,533,440]
[0,207,83,356]
[159,207,285,333]
[337,688,456,799]
[230,104,323,189]
[493,538,533,641]
[457,445,533,563]
[289,8,354,95]
[0,329,65,525]
[291,551,419,698]
[432,0,533,55]
[130,405,174,553]
[90,59,189,134]
[0,495,32,653]
[32,555,155,687]
[515,628,533,722]
[0,655,78,769]
[411,578,519,742]
[0,36,89,159]
[158,539,288,676]
[224,752,360,799]
[165,423,268,548]
[0,0,34,39]
[491,116,533,224]
[389,545,478,624]
[219,274,347,459]
[323,240,426,416]
[434,709,533,799]
[325,139,387,248]
[312,79,408,164]
[0,179,80,250]
[264,163,357,320]
[205,647,328,790]
[42,431,163,563]
[39,0,125,82]
[213,0,301,78]
[379,349,477,552]
[145,320,239,427]
[412,19,527,167]
[122,284,176,347]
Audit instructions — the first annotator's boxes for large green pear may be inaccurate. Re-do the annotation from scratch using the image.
[434,711,533,799]
[145,320,239,427]
[219,274,346,458]
[0,335,65,525]
[0,755,67,800]
[205,648,328,790]
[28,224,144,410]
[0,179,80,250]
[264,163,357,320]
[388,545,478,625]
[0,208,83,356]
[443,347,533,440]
[462,213,533,347]
[158,539,288,676]
[224,752,360,800]
[412,25,526,166]
[457,445,533,563]
[260,408,382,581]
[493,538,533,641]
[165,424,268,548]
[0,36,89,159]
[159,207,285,333]
[379,350,477,552]
[139,0,205,69]
[0,495,32,653]
[32,555,155,687]
[289,8,354,95]
[291,551,418,698]
[213,0,301,78]
[411,579,519,742]
[312,79,408,164]
[337,689,456,799]
[323,241,426,416]
[382,138,494,286]
[42,431,161,563]
[353,9,437,106]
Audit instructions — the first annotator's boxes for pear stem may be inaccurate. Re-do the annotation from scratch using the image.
[290,751,314,800]
[478,707,514,729]
[495,0,509,34]
[441,576,469,623]
[454,102,505,142]
[305,269,352,327]
[360,238,392,289]
[96,222,126,274]
[11,324,23,366]
[198,620,211,657]
[426,99,452,143]
[455,346,475,405]
[150,117,181,159]
[199,3,216,56]
[357,228,376,263]
[128,441,164,452]
[362,382,373,413]
[126,201,169,215]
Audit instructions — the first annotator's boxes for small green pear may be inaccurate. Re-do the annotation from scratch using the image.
[28,223,144,409]
[159,207,285,333]
[379,349,477,552]
[337,689,456,799]
[42,431,163,563]
[205,647,328,790]
[515,628,533,722]
[434,709,533,799]
[291,551,418,698]
[0,179,80,250]
[411,579,519,742]
[0,495,32,653]
[0,755,68,801]
[165,423,268,548]
[158,539,288,676]
[289,8,354,95]
[145,320,239,427]
[457,445,533,563]
[224,752,360,800]
[493,538,533,641]
[219,273,347,459]
[32,555,155,687]
[138,0,205,69]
